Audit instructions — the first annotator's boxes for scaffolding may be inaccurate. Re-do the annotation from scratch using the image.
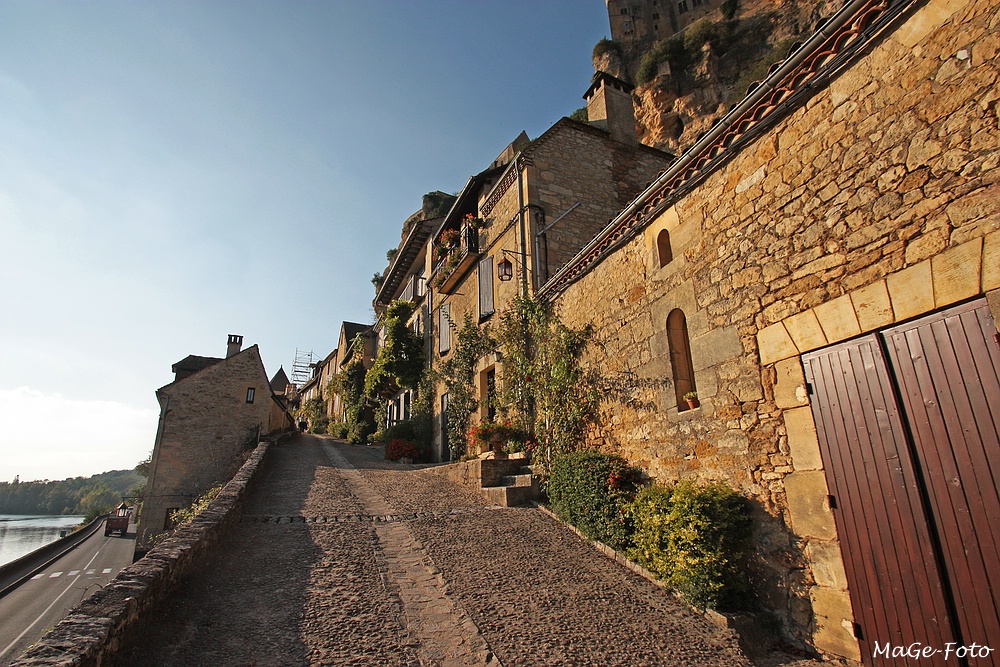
[291,348,315,387]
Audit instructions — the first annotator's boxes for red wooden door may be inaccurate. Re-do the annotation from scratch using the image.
[804,337,957,665]
[803,298,1000,666]
[883,300,1000,655]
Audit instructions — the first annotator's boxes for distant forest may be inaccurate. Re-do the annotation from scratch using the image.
[0,470,146,517]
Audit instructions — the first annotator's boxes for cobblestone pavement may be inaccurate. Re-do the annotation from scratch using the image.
[116,435,810,666]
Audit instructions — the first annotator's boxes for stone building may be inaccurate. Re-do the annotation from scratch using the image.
[322,321,374,424]
[606,0,727,43]
[425,71,675,461]
[137,335,293,557]
[539,0,999,660]
[372,192,455,428]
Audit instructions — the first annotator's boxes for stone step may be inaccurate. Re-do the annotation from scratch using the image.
[480,483,539,508]
[500,473,535,487]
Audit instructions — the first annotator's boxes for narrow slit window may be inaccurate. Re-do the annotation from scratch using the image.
[656,229,673,268]
[246,387,255,403]
[667,309,697,410]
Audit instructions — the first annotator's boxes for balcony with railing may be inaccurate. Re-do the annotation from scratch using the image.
[431,221,482,294]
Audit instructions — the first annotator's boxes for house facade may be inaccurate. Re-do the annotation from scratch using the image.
[425,73,675,461]
[541,0,999,660]
[372,192,455,430]
[137,335,293,556]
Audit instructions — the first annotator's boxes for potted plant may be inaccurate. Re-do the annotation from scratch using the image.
[463,213,486,230]
[683,391,700,410]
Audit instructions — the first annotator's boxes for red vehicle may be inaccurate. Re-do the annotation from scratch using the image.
[105,502,131,536]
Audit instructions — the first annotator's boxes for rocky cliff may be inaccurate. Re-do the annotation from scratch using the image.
[596,0,836,153]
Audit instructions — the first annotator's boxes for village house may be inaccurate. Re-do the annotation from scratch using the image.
[371,192,455,430]
[534,0,999,660]
[326,321,374,423]
[425,71,676,462]
[137,335,293,557]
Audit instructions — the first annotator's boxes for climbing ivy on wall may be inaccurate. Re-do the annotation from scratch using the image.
[364,300,425,399]
[432,313,496,460]
[494,296,599,469]
[330,334,375,444]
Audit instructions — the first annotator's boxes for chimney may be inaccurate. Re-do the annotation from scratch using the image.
[583,71,638,145]
[227,334,243,358]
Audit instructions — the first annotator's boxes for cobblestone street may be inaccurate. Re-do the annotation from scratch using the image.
[116,435,765,666]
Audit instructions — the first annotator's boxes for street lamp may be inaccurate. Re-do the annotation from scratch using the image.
[497,255,514,281]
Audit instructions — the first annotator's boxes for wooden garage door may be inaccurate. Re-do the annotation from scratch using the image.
[803,298,1000,666]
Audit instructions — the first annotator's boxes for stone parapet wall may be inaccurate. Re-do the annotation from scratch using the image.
[12,440,275,667]
[553,0,998,659]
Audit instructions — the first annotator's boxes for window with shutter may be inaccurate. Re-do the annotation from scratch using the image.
[479,256,494,318]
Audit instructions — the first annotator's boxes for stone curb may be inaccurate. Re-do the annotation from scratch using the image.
[11,439,277,667]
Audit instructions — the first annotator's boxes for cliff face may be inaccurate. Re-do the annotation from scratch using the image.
[599,0,836,153]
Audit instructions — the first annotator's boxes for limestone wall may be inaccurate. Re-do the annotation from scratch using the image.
[554,0,998,659]
[12,441,273,667]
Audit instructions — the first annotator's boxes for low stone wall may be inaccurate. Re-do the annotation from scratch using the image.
[12,440,275,667]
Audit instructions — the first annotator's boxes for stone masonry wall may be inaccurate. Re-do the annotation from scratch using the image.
[13,441,273,667]
[554,0,998,659]
[140,345,279,552]
[528,122,673,283]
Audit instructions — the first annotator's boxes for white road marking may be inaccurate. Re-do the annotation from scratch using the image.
[30,574,44,580]
[101,568,112,574]
[68,570,79,576]
[86,569,95,574]
[48,572,62,578]
[0,549,103,661]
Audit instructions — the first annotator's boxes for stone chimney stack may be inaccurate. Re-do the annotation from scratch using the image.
[584,71,638,145]
[226,334,243,358]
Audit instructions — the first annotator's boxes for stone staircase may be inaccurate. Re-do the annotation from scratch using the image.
[429,456,541,507]
[480,463,540,507]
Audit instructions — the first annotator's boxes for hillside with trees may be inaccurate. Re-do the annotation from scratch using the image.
[0,469,145,518]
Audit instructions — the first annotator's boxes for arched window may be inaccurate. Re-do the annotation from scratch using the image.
[656,229,673,268]
[667,309,697,410]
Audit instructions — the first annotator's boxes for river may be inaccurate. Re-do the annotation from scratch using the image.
[0,515,86,567]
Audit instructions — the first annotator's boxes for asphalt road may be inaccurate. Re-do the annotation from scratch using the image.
[0,519,136,666]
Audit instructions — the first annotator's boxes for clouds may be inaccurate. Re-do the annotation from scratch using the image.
[0,388,158,482]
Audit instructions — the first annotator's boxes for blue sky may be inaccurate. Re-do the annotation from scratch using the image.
[0,1,611,483]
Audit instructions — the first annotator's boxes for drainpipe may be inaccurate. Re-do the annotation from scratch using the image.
[515,160,529,298]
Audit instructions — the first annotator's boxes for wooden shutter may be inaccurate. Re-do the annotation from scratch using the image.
[439,303,451,353]
[479,256,494,318]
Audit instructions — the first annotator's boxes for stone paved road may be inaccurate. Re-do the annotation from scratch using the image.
[116,435,767,666]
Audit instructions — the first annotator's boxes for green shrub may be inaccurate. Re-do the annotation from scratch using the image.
[548,450,642,550]
[308,415,329,434]
[568,106,588,122]
[627,479,752,609]
[348,420,374,445]
[592,37,623,62]
[327,421,350,439]
[729,37,799,104]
